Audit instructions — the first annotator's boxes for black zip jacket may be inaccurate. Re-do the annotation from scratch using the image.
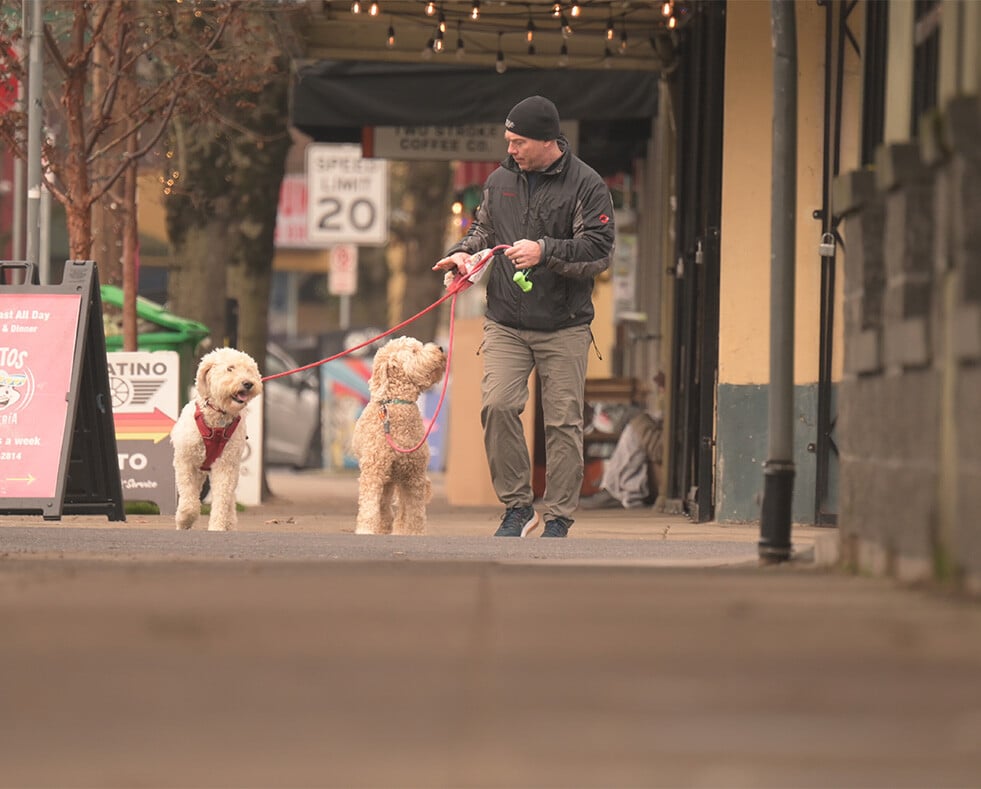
[445,137,615,331]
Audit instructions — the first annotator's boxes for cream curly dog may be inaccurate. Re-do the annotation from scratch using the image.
[171,347,263,531]
[352,336,447,535]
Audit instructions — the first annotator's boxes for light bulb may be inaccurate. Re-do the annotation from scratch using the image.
[470,0,480,20]
[560,12,572,38]
[558,42,569,67]
[495,50,506,73]
[386,24,395,47]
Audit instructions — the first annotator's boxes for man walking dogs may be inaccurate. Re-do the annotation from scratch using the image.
[433,96,616,538]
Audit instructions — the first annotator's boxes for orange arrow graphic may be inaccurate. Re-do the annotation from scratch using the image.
[113,408,177,443]
[6,473,36,484]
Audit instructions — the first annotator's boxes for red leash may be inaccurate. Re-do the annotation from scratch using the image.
[261,245,507,454]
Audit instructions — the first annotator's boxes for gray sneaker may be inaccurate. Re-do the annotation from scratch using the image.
[494,506,539,537]
[541,517,572,538]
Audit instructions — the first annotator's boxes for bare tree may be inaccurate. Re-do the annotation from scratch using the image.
[0,2,236,258]
[0,0,297,356]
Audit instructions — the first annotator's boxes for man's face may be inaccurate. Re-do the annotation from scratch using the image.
[505,131,553,172]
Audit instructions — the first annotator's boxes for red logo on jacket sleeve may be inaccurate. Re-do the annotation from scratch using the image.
[599,214,610,224]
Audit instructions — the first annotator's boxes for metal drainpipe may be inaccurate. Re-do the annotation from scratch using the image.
[759,0,797,563]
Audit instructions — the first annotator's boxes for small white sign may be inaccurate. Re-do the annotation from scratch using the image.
[328,244,359,296]
[236,396,262,507]
[306,143,388,245]
[107,351,180,515]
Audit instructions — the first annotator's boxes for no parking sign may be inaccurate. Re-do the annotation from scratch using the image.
[328,244,358,296]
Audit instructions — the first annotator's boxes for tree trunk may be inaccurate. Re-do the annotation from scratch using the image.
[121,131,139,352]
[168,209,231,342]
[395,161,454,343]
[225,56,292,367]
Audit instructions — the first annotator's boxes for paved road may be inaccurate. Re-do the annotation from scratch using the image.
[1,471,979,788]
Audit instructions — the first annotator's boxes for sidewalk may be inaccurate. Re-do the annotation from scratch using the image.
[260,467,833,563]
[15,467,834,568]
[5,472,981,789]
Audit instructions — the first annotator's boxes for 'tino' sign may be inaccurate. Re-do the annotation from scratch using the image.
[306,144,388,246]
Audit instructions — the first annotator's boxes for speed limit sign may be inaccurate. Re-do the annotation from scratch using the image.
[306,143,388,245]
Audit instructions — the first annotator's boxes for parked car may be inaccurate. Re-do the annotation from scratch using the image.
[263,343,322,468]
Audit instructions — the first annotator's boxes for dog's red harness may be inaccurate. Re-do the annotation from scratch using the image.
[194,403,241,471]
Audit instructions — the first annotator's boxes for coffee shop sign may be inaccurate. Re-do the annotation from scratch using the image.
[373,125,506,162]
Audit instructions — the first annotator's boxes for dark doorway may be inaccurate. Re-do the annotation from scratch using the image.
[666,1,726,523]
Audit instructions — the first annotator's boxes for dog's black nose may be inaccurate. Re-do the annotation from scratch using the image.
[243,381,253,390]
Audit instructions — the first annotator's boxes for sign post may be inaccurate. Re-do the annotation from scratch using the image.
[0,260,125,520]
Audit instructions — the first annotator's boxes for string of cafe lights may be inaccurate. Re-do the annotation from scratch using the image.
[330,0,687,70]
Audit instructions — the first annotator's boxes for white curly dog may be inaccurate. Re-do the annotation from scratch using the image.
[352,336,447,535]
[171,347,263,531]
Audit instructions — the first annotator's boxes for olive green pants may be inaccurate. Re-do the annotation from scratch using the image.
[480,320,591,523]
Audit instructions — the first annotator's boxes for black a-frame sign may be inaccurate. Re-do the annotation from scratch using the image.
[0,260,125,521]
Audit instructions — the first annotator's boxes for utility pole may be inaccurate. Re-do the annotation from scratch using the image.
[11,23,25,263]
[759,0,797,563]
[24,0,43,279]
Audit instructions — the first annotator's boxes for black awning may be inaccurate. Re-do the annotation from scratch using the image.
[291,62,657,175]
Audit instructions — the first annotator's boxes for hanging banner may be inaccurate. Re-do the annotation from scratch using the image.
[370,122,579,162]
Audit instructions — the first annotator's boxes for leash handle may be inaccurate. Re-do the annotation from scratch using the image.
[444,245,504,295]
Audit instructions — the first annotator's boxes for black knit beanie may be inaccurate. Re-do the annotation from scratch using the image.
[505,95,561,141]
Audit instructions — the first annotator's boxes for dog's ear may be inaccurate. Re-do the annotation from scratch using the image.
[369,355,389,397]
[195,356,214,397]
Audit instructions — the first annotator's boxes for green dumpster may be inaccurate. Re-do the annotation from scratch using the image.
[101,285,211,405]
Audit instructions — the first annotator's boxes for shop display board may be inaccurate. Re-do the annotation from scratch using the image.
[0,260,125,521]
